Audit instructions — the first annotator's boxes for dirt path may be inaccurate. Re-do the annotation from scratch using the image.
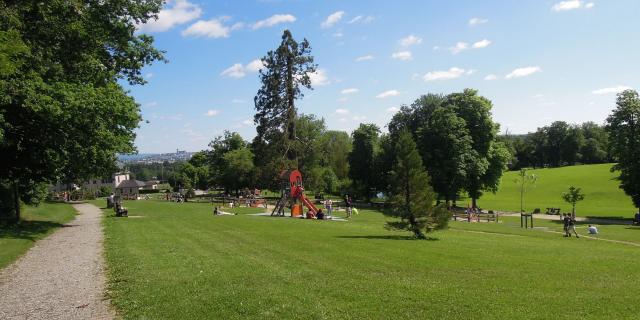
[0,203,114,320]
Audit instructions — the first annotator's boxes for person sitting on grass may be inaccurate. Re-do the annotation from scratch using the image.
[587,225,598,235]
[316,209,325,220]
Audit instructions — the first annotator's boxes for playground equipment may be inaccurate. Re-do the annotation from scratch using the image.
[272,169,319,218]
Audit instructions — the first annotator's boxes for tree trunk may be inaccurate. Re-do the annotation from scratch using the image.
[13,181,20,222]
[472,197,477,209]
[285,54,296,164]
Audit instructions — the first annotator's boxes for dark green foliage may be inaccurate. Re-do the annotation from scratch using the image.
[384,130,450,239]
[0,1,165,220]
[318,130,352,179]
[348,123,380,200]
[503,121,610,169]
[388,90,506,208]
[253,29,316,174]
[606,90,640,208]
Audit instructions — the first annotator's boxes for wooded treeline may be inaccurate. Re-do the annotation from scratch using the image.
[501,121,611,169]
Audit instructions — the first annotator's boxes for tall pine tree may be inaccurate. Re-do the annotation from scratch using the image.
[385,130,451,239]
[253,30,316,182]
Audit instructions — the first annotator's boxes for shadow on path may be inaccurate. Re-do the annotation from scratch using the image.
[0,221,66,242]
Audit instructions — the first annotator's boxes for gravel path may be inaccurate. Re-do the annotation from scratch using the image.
[0,203,114,320]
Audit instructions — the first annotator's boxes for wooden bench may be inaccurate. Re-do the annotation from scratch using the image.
[475,212,499,222]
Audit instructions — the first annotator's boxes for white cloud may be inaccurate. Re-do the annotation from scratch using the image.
[245,59,265,72]
[352,115,366,121]
[146,101,159,107]
[252,14,296,30]
[449,42,469,54]
[333,32,343,38]
[341,88,359,94]
[551,0,594,11]
[484,74,498,81]
[348,15,374,24]
[469,17,488,26]
[337,97,348,102]
[387,106,399,113]
[399,35,423,47]
[308,69,330,86]
[220,63,245,78]
[145,72,154,79]
[376,90,400,99]
[335,108,350,115]
[592,85,632,95]
[204,109,221,117]
[355,55,374,62]
[231,99,245,104]
[505,66,542,79]
[220,59,264,78]
[472,39,492,49]
[136,0,202,33]
[321,11,345,28]
[391,51,412,60]
[182,19,230,38]
[423,67,466,81]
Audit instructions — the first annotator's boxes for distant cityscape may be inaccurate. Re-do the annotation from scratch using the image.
[117,149,195,164]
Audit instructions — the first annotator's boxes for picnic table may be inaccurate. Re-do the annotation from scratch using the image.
[545,208,561,215]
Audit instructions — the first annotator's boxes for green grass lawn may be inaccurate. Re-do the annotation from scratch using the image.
[99,199,640,319]
[473,163,636,218]
[0,202,76,269]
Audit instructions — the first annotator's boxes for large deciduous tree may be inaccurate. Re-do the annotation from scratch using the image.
[348,123,380,200]
[0,1,165,221]
[253,30,316,181]
[606,90,640,210]
[384,130,450,239]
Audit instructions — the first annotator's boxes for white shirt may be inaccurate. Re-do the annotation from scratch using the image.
[588,226,598,234]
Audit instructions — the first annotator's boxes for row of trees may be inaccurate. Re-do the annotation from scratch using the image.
[503,121,611,169]
[347,90,510,208]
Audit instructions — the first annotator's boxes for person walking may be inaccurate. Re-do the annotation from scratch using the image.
[344,195,352,218]
[562,213,571,237]
[567,214,580,238]
[325,198,333,217]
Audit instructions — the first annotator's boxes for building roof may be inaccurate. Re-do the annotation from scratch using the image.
[144,180,160,186]
[116,179,145,189]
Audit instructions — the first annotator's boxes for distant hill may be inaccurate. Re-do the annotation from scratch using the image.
[474,164,636,218]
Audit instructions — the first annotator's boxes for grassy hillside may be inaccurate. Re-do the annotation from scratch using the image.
[0,202,76,269]
[476,163,636,218]
[98,200,640,319]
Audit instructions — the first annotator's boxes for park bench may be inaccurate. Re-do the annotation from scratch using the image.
[475,211,499,223]
[546,208,561,215]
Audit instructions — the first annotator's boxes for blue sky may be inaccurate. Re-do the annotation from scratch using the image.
[128,0,640,153]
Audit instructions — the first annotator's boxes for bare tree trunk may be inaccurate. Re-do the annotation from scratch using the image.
[13,181,20,222]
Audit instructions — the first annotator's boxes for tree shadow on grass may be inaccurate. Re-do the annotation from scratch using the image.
[0,220,66,242]
[336,235,440,241]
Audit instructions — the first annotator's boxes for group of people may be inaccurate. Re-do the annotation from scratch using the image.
[562,213,599,237]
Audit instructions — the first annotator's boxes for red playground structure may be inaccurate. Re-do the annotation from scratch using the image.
[272,169,320,218]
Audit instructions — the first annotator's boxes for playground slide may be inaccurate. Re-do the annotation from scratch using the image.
[300,195,319,214]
